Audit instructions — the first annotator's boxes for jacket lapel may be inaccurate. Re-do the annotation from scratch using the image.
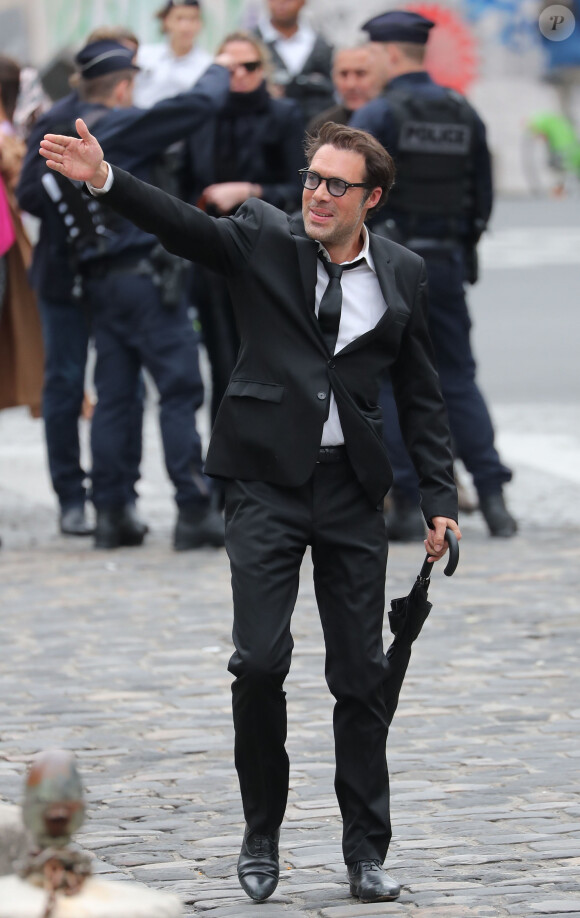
[289,213,319,315]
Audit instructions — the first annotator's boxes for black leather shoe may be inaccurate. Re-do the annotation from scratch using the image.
[385,491,425,542]
[60,505,94,536]
[237,826,280,902]
[173,504,225,550]
[94,505,147,549]
[347,860,401,902]
[479,491,517,538]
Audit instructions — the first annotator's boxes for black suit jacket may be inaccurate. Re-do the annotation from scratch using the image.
[102,166,457,521]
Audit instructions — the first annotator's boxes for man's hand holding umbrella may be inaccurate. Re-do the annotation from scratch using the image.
[426,515,461,563]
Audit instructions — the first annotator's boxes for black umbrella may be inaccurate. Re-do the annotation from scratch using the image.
[384,528,459,724]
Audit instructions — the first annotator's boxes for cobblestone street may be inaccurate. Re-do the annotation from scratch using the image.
[1,402,580,917]
[1,195,580,917]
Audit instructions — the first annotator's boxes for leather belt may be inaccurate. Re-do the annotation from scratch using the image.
[317,446,347,464]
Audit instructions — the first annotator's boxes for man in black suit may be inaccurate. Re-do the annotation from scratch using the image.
[40,116,461,904]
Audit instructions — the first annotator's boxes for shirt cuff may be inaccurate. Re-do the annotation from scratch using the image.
[86,162,113,195]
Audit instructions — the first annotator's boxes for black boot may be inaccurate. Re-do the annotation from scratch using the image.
[94,505,147,549]
[237,826,280,902]
[123,502,150,537]
[479,491,517,538]
[385,490,425,542]
[60,504,94,536]
[173,502,225,550]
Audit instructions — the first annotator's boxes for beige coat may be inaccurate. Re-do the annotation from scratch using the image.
[0,141,44,416]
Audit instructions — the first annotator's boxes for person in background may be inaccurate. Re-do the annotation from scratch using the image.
[30,39,232,551]
[0,56,44,425]
[254,0,334,121]
[133,0,212,108]
[183,31,304,456]
[351,10,517,540]
[307,44,383,134]
[17,27,145,538]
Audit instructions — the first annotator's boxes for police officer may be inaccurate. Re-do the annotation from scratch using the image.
[18,87,144,538]
[34,39,232,549]
[351,10,517,539]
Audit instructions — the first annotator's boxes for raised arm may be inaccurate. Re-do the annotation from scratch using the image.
[40,119,262,274]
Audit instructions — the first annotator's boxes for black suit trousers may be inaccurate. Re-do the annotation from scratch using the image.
[225,455,393,864]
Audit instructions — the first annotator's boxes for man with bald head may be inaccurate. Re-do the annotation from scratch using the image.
[307,45,383,134]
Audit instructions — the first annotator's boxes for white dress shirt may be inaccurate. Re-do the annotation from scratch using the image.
[257,16,317,76]
[133,42,213,108]
[317,227,386,446]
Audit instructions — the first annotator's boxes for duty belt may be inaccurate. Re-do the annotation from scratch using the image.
[80,251,153,281]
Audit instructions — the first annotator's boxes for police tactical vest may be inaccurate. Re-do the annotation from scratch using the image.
[384,87,476,218]
[40,108,121,268]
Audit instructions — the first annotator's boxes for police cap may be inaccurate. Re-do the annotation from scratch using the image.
[75,40,139,79]
[361,10,435,44]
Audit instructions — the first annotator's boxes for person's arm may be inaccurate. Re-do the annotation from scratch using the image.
[97,62,231,171]
[16,112,55,215]
[39,119,260,275]
[389,256,460,552]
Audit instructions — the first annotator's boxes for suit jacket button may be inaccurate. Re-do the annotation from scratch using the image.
[328,361,335,369]
[317,391,327,400]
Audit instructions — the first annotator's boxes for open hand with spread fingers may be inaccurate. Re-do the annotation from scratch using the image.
[39,117,108,187]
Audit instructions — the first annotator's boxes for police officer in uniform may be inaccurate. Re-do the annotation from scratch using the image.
[351,11,517,539]
[33,39,231,549]
[18,88,145,538]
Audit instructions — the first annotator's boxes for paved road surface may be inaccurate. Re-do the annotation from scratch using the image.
[0,197,579,916]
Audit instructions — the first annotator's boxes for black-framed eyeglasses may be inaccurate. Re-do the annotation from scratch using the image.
[233,60,262,73]
[298,168,369,198]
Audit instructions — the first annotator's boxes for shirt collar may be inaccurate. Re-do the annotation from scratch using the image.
[317,225,376,273]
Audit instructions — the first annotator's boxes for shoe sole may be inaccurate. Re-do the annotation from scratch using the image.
[60,528,95,537]
[350,887,400,902]
[94,533,146,549]
[173,535,224,551]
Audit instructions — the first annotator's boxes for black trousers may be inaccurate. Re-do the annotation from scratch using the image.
[224,455,392,865]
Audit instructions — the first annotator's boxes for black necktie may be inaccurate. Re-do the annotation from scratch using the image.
[317,256,365,354]
[318,260,344,354]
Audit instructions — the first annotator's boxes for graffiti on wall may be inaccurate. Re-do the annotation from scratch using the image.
[463,0,539,52]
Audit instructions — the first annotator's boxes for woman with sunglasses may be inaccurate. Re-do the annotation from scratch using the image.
[183,32,305,451]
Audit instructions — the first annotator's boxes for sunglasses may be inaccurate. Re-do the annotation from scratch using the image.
[232,60,263,73]
[299,169,370,198]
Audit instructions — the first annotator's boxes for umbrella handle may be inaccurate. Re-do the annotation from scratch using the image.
[419,527,460,580]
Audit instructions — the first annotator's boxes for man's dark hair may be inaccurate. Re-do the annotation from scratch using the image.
[0,55,21,123]
[304,121,395,217]
[78,69,136,102]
